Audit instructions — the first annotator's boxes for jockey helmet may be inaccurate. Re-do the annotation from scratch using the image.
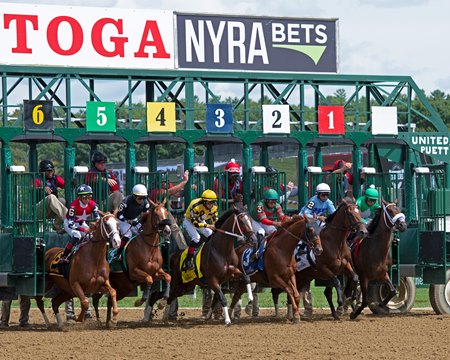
[365,186,379,200]
[225,159,240,174]
[77,184,93,196]
[39,159,54,172]
[132,184,148,196]
[91,150,107,165]
[264,188,279,200]
[316,183,331,194]
[201,189,217,201]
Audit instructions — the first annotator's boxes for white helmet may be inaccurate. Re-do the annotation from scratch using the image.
[132,184,148,196]
[316,183,331,193]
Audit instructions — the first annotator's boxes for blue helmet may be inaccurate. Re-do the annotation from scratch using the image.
[77,184,93,196]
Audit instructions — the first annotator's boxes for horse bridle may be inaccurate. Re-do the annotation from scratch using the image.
[92,214,119,244]
[278,219,319,250]
[382,203,406,230]
[327,204,364,233]
[215,210,254,241]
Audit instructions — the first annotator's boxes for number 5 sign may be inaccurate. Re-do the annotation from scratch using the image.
[318,105,345,134]
[86,101,116,132]
[262,104,290,134]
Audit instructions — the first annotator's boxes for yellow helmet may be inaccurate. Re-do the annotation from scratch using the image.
[201,189,217,201]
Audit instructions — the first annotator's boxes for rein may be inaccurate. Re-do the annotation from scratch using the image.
[91,216,117,243]
[214,212,252,241]
[277,220,314,247]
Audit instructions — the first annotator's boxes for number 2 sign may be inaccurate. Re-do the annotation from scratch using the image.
[318,105,344,134]
[262,104,290,134]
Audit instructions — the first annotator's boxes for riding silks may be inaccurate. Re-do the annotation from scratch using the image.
[180,245,204,283]
[50,251,70,279]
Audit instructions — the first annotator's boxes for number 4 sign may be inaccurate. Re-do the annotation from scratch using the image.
[318,105,345,134]
[147,102,176,132]
[86,101,116,132]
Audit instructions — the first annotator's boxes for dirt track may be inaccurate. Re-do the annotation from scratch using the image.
[0,307,449,360]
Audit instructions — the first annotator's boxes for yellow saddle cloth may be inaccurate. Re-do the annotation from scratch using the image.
[49,251,65,278]
[180,245,204,283]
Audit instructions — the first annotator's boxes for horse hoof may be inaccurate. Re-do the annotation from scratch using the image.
[107,320,117,328]
[134,299,145,307]
[245,303,252,316]
[157,298,167,310]
[350,312,357,320]
[225,320,231,326]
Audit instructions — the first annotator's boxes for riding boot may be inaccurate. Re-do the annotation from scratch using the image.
[250,233,264,262]
[183,252,195,271]
[60,241,74,263]
[116,237,129,261]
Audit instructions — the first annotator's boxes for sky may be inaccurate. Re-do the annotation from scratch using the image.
[6,0,450,96]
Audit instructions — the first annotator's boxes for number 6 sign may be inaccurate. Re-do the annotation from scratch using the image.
[262,104,290,134]
[318,105,344,134]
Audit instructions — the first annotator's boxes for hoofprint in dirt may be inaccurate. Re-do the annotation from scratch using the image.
[0,308,449,360]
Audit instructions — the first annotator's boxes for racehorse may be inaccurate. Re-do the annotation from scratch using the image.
[92,200,172,325]
[272,199,368,320]
[35,214,121,329]
[349,200,406,319]
[162,203,256,325]
[229,215,323,322]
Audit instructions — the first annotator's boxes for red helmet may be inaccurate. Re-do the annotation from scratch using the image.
[225,159,240,174]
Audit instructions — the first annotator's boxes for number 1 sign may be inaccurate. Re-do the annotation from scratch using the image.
[262,104,290,134]
[318,105,344,134]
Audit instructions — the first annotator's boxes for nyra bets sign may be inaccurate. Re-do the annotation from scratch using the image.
[0,3,174,69]
[176,13,338,72]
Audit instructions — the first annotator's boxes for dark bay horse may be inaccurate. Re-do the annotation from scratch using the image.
[349,200,407,319]
[36,214,121,329]
[272,199,368,320]
[93,200,172,325]
[230,215,322,322]
[163,204,256,325]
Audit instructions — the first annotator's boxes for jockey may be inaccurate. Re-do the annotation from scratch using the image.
[182,189,219,270]
[356,185,381,224]
[214,159,243,204]
[60,184,100,263]
[115,184,150,259]
[250,188,286,259]
[300,183,336,223]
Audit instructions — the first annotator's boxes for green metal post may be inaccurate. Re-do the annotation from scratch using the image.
[404,147,415,221]
[64,146,75,204]
[260,144,269,167]
[445,163,450,188]
[368,144,376,168]
[352,145,362,198]
[184,145,195,206]
[29,142,37,172]
[298,143,308,207]
[314,144,323,168]
[205,143,214,171]
[148,143,157,172]
[126,143,136,195]
[1,142,12,227]
[242,144,253,206]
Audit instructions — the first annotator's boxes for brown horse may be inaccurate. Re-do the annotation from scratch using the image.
[92,200,172,325]
[230,215,323,322]
[349,200,407,319]
[163,204,256,325]
[35,214,121,329]
[272,199,368,320]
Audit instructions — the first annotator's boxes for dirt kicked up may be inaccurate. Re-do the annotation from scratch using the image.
[0,308,449,360]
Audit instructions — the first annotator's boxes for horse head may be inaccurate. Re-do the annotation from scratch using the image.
[337,198,369,239]
[216,204,256,244]
[382,199,407,232]
[148,199,172,239]
[304,216,323,256]
[99,213,121,249]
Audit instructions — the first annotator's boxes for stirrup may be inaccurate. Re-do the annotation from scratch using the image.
[59,256,69,264]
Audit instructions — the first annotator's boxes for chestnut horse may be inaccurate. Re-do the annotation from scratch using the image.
[92,200,172,325]
[272,199,368,320]
[349,200,407,319]
[230,215,323,322]
[163,204,256,325]
[35,214,121,329]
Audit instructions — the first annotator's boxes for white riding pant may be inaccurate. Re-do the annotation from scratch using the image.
[251,219,276,238]
[182,218,213,245]
[63,219,88,240]
[118,219,141,239]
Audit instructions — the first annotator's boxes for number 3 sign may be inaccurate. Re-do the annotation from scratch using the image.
[206,104,233,133]
[262,104,290,134]
[318,105,344,134]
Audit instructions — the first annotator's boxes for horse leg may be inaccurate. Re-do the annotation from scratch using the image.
[153,269,171,310]
[271,274,300,322]
[51,292,70,330]
[35,295,51,328]
[91,293,101,321]
[300,283,313,321]
[271,288,282,318]
[229,282,246,320]
[374,275,397,313]
[70,281,89,322]
[324,286,338,320]
[234,269,253,304]
[350,277,369,320]
[98,280,119,326]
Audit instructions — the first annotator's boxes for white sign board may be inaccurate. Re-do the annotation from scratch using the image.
[262,104,290,134]
[0,3,175,69]
[371,106,398,135]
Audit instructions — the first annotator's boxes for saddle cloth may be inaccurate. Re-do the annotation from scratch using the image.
[294,240,316,272]
[242,240,266,276]
[180,245,204,283]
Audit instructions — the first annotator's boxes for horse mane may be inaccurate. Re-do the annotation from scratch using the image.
[325,198,355,224]
[215,207,240,228]
[282,214,303,228]
[367,208,382,234]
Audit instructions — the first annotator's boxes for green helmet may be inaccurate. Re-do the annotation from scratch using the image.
[365,187,379,200]
[264,188,278,200]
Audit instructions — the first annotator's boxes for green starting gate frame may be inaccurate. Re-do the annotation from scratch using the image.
[0,65,449,306]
